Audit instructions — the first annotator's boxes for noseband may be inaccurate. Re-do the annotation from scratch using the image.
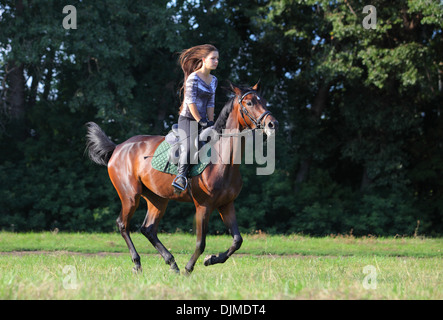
[238,91,272,129]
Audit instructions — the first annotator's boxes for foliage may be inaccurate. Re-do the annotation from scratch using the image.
[0,0,442,235]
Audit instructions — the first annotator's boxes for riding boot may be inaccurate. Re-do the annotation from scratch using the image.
[172,163,190,192]
[172,140,191,192]
[173,116,194,192]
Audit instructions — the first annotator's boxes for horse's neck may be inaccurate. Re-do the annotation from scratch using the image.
[213,111,244,170]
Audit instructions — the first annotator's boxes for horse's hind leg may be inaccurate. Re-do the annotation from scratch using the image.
[204,201,243,267]
[116,194,142,273]
[140,193,179,273]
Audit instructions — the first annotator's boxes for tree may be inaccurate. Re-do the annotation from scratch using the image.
[0,0,441,235]
[237,0,443,235]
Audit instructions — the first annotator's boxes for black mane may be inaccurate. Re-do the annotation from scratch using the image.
[214,86,256,133]
[214,98,234,133]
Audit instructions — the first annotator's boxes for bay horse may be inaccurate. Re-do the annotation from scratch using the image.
[85,82,279,274]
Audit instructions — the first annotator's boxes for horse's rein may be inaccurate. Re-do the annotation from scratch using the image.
[145,92,270,159]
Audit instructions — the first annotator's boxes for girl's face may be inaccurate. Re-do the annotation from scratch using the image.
[203,51,219,70]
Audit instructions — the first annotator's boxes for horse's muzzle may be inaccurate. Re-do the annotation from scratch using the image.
[264,119,279,136]
[267,120,279,131]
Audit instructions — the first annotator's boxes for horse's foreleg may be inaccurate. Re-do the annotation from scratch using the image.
[185,205,211,275]
[204,202,243,266]
[140,196,180,273]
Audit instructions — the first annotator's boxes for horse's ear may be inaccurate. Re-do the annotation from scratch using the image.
[229,81,242,96]
[252,79,261,91]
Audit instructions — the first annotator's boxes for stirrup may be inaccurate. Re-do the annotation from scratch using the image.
[172,174,188,191]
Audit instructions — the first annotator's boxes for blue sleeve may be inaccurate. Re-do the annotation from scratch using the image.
[207,77,217,108]
[184,74,198,105]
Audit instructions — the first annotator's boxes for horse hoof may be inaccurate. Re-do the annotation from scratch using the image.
[170,263,180,274]
[132,266,142,274]
[183,269,192,276]
[204,255,215,266]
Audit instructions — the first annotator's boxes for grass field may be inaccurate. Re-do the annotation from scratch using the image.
[0,232,441,299]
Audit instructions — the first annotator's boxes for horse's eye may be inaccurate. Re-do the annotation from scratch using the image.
[246,101,253,107]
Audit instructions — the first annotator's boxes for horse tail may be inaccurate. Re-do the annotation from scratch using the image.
[85,122,116,166]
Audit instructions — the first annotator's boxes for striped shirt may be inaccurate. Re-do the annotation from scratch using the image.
[180,72,217,120]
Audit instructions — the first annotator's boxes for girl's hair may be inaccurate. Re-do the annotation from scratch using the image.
[178,44,218,113]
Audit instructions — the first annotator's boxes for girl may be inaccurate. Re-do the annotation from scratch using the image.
[172,44,219,192]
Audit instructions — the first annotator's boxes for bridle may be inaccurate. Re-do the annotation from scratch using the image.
[238,91,272,129]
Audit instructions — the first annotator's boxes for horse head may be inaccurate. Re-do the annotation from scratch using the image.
[230,82,279,137]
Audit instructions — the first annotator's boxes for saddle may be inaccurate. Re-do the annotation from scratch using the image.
[150,124,213,177]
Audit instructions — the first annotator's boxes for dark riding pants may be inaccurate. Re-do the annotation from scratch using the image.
[178,116,195,165]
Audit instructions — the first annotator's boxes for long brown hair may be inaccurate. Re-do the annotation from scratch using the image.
[178,44,218,113]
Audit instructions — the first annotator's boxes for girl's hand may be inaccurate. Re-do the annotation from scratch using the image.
[198,119,208,129]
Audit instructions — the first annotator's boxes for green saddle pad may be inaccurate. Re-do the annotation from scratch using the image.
[150,140,211,176]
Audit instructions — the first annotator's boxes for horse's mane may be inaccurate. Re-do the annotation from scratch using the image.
[214,98,234,133]
[214,85,255,133]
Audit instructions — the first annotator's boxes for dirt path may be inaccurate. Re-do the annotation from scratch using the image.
[0,250,327,259]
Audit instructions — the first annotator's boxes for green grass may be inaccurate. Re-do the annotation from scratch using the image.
[0,232,442,299]
[1,231,441,257]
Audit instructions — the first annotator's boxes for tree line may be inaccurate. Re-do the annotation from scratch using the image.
[0,0,442,235]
